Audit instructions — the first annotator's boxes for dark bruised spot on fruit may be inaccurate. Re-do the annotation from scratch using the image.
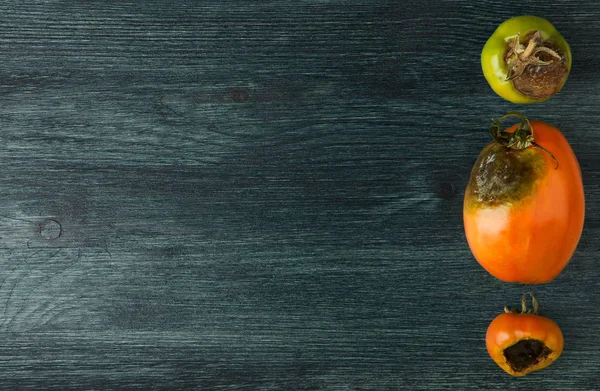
[512,56,568,99]
[506,32,569,100]
[503,339,553,373]
[466,143,547,208]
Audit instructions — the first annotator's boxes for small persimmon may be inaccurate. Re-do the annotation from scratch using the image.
[486,293,564,376]
[464,113,584,284]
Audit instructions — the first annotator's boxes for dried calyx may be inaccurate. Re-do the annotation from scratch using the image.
[503,292,540,315]
[506,31,561,80]
[490,112,558,169]
[505,31,568,99]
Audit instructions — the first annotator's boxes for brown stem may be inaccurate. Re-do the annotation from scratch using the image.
[521,292,539,315]
[534,46,562,60]
[521,37,537,58]
[505,31,563,82]
[504,306,518,314]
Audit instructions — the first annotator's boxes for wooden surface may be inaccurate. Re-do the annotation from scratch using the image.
[0,1,598,389]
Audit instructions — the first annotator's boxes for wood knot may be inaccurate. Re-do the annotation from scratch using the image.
[40,219,62,240]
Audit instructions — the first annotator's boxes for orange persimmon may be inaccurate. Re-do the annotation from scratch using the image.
[464,113,584,284]
[486,293,564,376]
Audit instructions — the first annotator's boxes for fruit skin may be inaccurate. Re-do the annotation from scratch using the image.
[481,15,571,104]
[486,311,564,376]
[464,120,584,284]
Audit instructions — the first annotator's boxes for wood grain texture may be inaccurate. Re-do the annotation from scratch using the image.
[0,0,599,389]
